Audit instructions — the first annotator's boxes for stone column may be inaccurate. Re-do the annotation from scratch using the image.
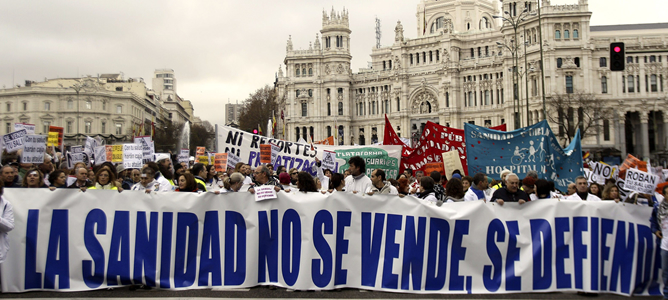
[617,110,626,158]
[640,112,650,160]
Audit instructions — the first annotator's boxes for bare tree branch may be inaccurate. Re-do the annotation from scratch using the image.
[546,91,613,146]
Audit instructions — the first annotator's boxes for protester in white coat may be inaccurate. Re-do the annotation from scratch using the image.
[0,188,15,269]
[566,176,602,201]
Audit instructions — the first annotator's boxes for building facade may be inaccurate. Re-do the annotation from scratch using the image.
[275,0,668,164]
[225,103,242,126]
[0,71,195,146]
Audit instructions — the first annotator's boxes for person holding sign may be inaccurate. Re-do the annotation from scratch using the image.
[248,165,283,194]
[490,174,529,206]
[131,167,161,193]
[175,173,199,193]
[566,176,602,201]
[344,156,372,194]
[87,168,120,191]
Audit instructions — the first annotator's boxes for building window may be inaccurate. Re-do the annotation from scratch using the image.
[470,48,474,59]
[555,30,561,39]
[436,50,440,61]
[627,76,635,93]
[650,55,657,63]
[168,113,172,119]
[308,89,313,97]
[6,103,10,112]
[115,123,123,135]
[5,123,10,134]
[600,57,607,68]
[557,58,563,68]
[574,57,580,68]
[42,121,50,134]
[484,90,490,105]
[603,119,610,141]
[468,92,474,107]
[446,92,450,107]
[301,103,307,117]
[372,101,376,115]
[622,76,626,93]
[67,100,73,109]
[101,121,106,134]
[627,56,633,63]
[385,100,389,114]
[102,102,106,110]
[396,97,400,111]
[86,100,92,109]
[651,75,658,92]
[67,121,72,134]
[501,88,504,103]
[601,76,608,94]
[565,76,573,94]
[44,102,50,111]
[338,102,343,115]
[573,29,579,39]
[637,75,640,93]
[564,30,570,39]
[84,121,91,134]
[661,75,664,92]
[326,126,331,138]
[23,102,27,111]
[308,68,313,76]
[116,105,122,114]
[410,54,413,65]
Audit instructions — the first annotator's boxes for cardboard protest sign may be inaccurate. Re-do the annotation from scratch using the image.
[271,143,280,165]
[198,156,209,165]
[21,135,47,164]
[48,126,64,148]
[625,168,660,194]
[134,136,155,163]
[442,150,464,180]
[2,129,27,153]
[259,144,272,164]
[424,162,445,176]
[214,153,228,172]
[254,185,277,201]
[94,146,107,165]
[178,149,190,164]
[122,144,143,169]
[227,151,240,168]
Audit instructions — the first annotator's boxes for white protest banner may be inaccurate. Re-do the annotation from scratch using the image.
[65,152,85,169]
[218,125,401,178]
[122,143,143,169]
[2,129,27,153]
[2,189,660,296]
[178,149,189,164]
[625,168,660,194]
[14,123,35,135]
[94,146,107,165]
[271,143,280,165]
[321,150,336,171]
[134,136,155,163]
[442,150,464,180]
[21,135,47,164]
[254,185,277,201]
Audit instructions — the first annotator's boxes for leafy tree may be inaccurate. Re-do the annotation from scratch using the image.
[238,85,278,135]
[546,92,613,146]
[190,121,215,156]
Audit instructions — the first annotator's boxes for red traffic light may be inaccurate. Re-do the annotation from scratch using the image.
[252,129,258,134]
[614,46,621,53]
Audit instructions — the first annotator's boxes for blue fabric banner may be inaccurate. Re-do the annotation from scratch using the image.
[464,120,583,192]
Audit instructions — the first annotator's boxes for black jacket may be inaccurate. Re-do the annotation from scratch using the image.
[491,187,529,203]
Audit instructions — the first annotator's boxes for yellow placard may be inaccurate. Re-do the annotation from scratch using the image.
[47,132,59,147]
[112,145,123,163]
[198,156,209,165]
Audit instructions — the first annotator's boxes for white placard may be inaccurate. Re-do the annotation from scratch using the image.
[21,135,47,164]
[625,168,660,194]
[14,123,35,135]
[94,146,107,165]
[271,143,280,165]
[2,129,27,153]
[123,143,143,169]
[442,150,464,180]
[134,136,155,163]
[254,185,277,201]
[227,151,240,168]
[66,152,85,169]
[178,149,189,164]
[320,176,330,191]
[321,150,336,171]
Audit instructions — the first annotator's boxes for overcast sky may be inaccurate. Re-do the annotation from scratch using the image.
[1,0,666,127]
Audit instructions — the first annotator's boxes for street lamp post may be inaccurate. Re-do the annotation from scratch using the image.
[495,8,535,129]
[537,0,547,120]
[523,27,530,126]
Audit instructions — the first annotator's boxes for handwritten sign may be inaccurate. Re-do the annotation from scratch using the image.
[271,143,280,165]
[134,136,155,163]
[442,150,464,180]
[321,150,336,172]
[122,144,143,169]
[178,149,190,164]
[424,162,445,176]
[14,123,35,135]
[94,146,107,166]
[228,151,240,168]
[214,153,228,172]
[625,168,660,194]
[2,129,27,153]
[111,145,123,163]
[21,135,47,164]
[254,185,277,202]
[198,156,209,165]
[259,144,272,164]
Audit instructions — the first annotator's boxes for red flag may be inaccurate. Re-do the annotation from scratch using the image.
[383,114,412,157]
[422,5,427,35]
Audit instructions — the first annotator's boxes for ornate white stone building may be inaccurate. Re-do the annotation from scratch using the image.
[275,0,668,163]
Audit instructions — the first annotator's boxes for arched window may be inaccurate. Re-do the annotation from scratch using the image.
[326,126,331,138]
[396,97,400,112]
[430,17,444,33]
[86,100,92,109]
[564,30,570,39]
[573,29,579,38]
[302,68,306,76]
[627,56,634,63]
[295,67,300,77]
[601,76,608,94]
[308,68,313,76]
[301,103,307,117]
[600,57,607,68]
[555,30,561,39]
[67,100,73,110]
[308,89,313,97]
[627,76,635,93]
[651,75,658,92]
[338,102,343,115]
[385,100,389,114]
[484,90,490,105]
[480,17,490,29]
[557,58,563,68]
[302,126,307,140]
[650,55,657,63]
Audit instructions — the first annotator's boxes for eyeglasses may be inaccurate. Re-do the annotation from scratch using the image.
[291,172,298,175]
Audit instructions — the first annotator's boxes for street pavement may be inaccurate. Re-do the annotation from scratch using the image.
[0,286,664,299]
